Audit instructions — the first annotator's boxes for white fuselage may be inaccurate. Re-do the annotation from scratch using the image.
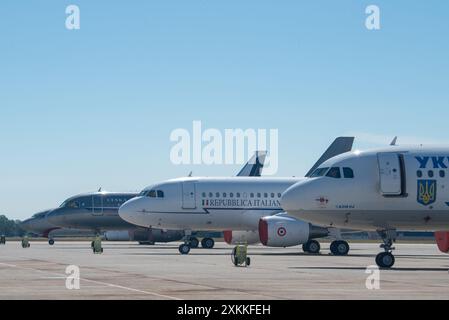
[282,147,449,231]
[119,177,302,231]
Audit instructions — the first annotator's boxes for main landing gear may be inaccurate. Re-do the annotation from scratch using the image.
[330,240,350,256]
[302,240,321,254]
[375,230,396,269]
[178,232,216,254]
[48,239,55,246]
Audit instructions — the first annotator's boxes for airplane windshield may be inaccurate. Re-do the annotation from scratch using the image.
[310,167,329,177]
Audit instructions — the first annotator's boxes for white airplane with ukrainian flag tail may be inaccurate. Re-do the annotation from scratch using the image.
[281,144,449,269]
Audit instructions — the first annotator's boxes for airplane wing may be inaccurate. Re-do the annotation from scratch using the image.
[236,151,267,177]
[305,137,355,177]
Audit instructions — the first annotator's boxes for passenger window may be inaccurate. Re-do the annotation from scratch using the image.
[271,193,275,198]
[257,193,261,198]
[326,167,341,179]
[202,192,206,198]
[230,193,234,198]
[278,193,282,198]
[264,193,268,198]
[157,190,164,198]
[440,171,445,178]
[209,192,213,197]
[428,170,434,178]
[417,170,423,178]
[343,167,354,179]
[250,193,254,198]
[236,193,241,198]
[223,193,227,198]
[216,192,220,198]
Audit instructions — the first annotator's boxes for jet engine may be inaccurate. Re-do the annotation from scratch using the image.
[223,230,260,245]
[435,231,449,253]
[259,215,328,247]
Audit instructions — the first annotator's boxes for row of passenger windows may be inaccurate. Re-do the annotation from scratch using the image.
[201,192,282,199]
[61,196,133,209]
[140,190,165,198]
[310,167,354,179]
[417,170,445,178]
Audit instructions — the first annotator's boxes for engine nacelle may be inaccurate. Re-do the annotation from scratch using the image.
[223,230,260,245]
[259,215,328,247]
[435,231,449,253]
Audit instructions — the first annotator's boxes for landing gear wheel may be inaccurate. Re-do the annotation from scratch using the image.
[330,240,350,256]
[48,239,55,246]
[303,240,321,254]
[376,252,395,269]
[189,237,199,249]
[179,244,191,255]
[246,257,251,267]
[201,238,215,249]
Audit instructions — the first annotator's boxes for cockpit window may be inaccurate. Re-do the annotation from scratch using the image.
[310,167,329,177]
[141,190,164,198]
[326,167,341,179]
[343,167,354,179]
[148,190,157,198]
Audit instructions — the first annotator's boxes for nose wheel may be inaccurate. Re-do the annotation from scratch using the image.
[179,243,191,255]
[376,230,397,269]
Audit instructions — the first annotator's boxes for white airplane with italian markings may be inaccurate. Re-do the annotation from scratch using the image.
[281,145,449,268]
[119,137,355,255]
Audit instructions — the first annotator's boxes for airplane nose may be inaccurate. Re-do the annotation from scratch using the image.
[20,219,33,231]
[119,197,143,225]
[281,181,311,214]
[46,210,67,227]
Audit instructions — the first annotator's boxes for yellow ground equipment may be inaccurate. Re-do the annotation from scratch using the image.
[21,237,30,248]
[92,236,103,254]
[231,244,251,267]
[0,235,5,245]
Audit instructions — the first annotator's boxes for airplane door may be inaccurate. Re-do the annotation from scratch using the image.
[93,195,104,216]
[182,182,197,209]
[377,153,403,196]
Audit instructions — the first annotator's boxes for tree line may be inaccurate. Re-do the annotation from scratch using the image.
[0,215,26,237]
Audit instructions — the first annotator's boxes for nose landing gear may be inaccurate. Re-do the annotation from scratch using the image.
[376,230,396,269]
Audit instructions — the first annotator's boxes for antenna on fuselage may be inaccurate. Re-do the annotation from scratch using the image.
[390,136,398,146]
[98,187,102,192]
[188,171,193,177]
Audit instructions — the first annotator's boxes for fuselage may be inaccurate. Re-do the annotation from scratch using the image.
[47,192,138,231]
[119,177,303,231]
[281,146,449,231]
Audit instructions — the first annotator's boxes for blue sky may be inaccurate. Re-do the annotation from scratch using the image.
[1,1,448,219]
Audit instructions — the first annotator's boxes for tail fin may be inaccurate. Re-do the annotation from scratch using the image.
[305,137,354,177]
[236,151,267,177]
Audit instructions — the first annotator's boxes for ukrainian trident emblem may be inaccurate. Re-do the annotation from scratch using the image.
[417,180,437,206]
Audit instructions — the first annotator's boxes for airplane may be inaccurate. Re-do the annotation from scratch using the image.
[281,145,449,268]
[45,151,268,248]
[118,137,355,255]
[20,209,95,245]
[46,191,185,245]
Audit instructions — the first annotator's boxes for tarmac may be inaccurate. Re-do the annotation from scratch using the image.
[0,241,448,300]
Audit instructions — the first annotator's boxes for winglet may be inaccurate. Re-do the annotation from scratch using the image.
[305,137,355,177]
